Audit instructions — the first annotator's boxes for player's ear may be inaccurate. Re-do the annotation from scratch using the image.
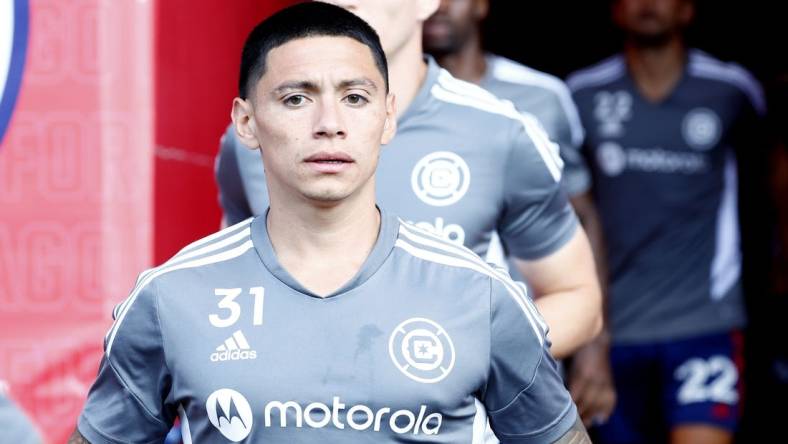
[231,97,260,150]
[381,93,397,145]
[416,0,440,21]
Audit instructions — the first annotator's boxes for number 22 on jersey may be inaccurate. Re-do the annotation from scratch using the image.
[209,287,265,328]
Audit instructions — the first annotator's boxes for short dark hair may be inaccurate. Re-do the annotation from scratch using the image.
[238,2,389,99]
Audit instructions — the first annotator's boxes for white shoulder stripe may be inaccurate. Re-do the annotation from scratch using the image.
[395,238,545,345]
[566,56,625,92]
[114,228,252,320]
[398,223,548,335]
[490,58,585,147]
[430,84,563,181]
[399,224,548,335]
[106,239,255,356]
[688,61,766,114]
[176,217,253,257]
[438,69,502,104]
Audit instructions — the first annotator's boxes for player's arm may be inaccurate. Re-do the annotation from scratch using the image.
[483,277,585,442]
[76,279,175,443]
[551,418,592,444]
[67,430,91,444]
[500,117,602,359]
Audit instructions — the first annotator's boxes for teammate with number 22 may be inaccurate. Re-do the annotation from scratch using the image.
[69,3,589,443]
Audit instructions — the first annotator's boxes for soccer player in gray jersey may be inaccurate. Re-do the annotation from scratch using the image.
[567,0,765,443]
[0,393,43,444]
[215,0,602,362]
[70,3,590,443]
[423,0,615,428]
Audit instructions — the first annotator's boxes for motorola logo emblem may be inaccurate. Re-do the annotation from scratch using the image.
[411,151,470,207]
[206,388,254,442]
[389,318,455,384]
[596,142,627,176]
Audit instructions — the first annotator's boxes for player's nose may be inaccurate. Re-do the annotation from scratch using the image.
[313,99,347,139]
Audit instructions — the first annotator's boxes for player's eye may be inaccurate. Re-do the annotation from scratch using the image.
[283,95,308,107]
[344,94,369,106]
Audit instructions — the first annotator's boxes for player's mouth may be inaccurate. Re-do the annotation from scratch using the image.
[303,151,355,173]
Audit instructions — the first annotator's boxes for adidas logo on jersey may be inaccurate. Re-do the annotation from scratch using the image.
[210,330,257,362]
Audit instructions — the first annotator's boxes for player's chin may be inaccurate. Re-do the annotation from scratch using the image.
[301,183,356,204]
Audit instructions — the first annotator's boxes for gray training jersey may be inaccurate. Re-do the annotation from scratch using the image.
[78,209,578,443]
[481,54,589,197]
[0,394,43,444]
[215,57,578,264]
[567,49,765,344]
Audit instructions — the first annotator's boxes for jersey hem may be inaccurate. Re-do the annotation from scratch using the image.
[492,400,578,442]
[78,414,163,444]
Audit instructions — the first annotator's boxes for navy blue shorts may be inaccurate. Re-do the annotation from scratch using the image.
[594,330,744,444]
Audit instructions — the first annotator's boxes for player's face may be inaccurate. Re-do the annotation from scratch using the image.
[614,0,693,44]
[423,0,488,56]
[233,36,396,204]
[324,0,439,57]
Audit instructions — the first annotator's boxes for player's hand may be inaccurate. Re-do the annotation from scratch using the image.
[567,331,616,427]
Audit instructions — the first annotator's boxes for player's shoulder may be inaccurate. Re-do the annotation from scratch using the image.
[393,219,526,296]
[429,64,525,127]
[429,66,564,179]
[394,220,549,345]
[686,49,766,114]
[566,53,627,93]
[133,218,257,293]
[394,219,496,277]
[487,54,572,100]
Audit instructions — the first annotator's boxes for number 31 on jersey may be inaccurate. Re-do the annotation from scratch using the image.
[209,287,265,328]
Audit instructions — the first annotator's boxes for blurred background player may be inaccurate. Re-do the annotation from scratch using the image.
[423,0,616,427]
[215,0,602,360]
[0,391,43,444]
[567,0,766,442]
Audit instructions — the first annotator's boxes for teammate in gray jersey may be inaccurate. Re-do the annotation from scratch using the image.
[215,0,602,362]
[70,3,590,442]
[567,0,765,443]
[422,0,615,428]
[0,392,43,444]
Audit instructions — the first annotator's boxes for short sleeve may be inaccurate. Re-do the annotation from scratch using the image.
[498,118,579,260]
[539,84,591,197]
[78,280,174,444]
[215,125,268,225]
[484,278,578,443]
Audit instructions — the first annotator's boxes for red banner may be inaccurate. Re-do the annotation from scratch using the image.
[1,1,293,442]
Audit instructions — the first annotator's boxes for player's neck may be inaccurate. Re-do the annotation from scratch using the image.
[388,30,429,118]
[266,186,381,297]
[624,37,687,103]
[434,37,486,85]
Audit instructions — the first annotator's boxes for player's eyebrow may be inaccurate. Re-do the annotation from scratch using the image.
[272,80,319,95]
[337,78,378,92]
